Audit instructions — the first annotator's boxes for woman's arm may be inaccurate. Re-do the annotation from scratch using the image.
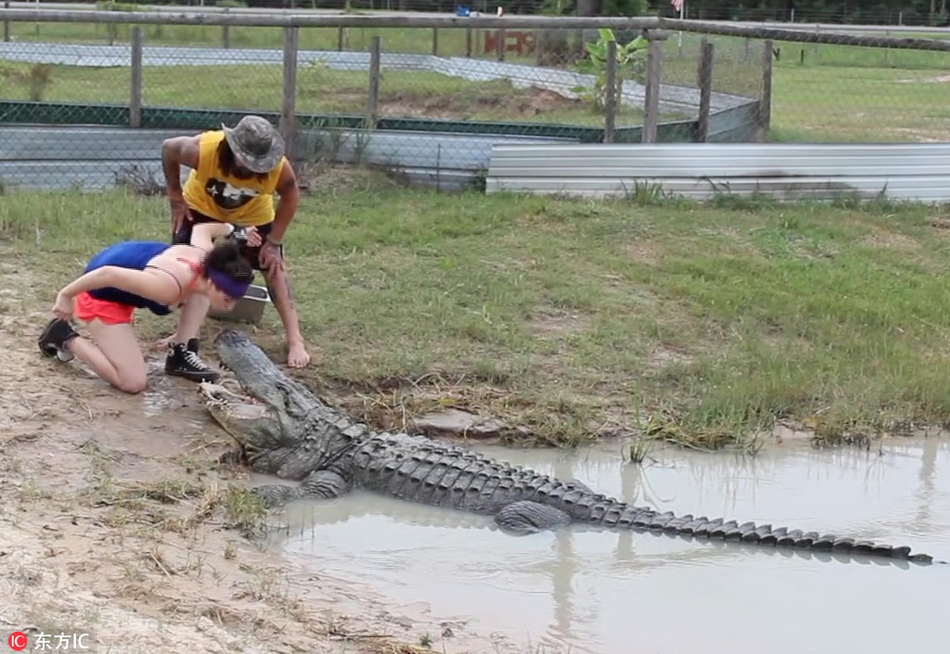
[57,266,180,306]
[190,222,235,251]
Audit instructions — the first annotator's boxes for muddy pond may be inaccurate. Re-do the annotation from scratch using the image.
[258,438,950,654]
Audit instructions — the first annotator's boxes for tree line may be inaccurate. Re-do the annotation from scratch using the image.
[83,0,950,25]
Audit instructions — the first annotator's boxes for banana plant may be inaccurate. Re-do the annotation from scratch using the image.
[572,28,648,112]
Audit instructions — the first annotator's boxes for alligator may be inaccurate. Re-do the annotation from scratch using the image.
[200,328,941,567]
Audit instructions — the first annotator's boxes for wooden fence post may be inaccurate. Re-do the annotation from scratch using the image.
[281,26,299,161]
[696,37,714,142]
[642,29,668,144]
[366,35,381,130]
[603,39,617,144]
[759,39,773,142]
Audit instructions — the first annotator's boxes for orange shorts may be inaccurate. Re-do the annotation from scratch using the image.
[74,291,136,325]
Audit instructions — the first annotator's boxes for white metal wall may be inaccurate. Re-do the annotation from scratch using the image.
[485,142,950,202]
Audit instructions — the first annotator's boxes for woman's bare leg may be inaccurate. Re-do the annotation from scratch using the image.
[65,321,148,394]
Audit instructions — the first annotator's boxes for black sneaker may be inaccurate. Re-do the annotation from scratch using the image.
[165,338,220,383]
[38,318,78,363]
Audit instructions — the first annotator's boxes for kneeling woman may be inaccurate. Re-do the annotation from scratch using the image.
[38,223,254,394]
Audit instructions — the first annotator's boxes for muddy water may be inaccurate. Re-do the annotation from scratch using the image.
[266,439,950,654]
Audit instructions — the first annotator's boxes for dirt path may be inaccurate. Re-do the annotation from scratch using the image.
[0,254,521,654]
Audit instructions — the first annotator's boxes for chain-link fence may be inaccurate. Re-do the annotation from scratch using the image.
[0,8,948,191]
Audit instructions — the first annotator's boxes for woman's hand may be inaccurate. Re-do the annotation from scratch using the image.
[52,292,75,321]
[244,226,263,247]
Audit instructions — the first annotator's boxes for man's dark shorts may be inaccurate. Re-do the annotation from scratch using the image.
[172,210,283,272]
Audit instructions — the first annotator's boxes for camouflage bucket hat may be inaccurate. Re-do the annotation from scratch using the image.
[221,115,285,174]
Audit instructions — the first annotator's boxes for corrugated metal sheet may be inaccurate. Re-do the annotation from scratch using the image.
[485,142,950,202]
[0,125,570,192]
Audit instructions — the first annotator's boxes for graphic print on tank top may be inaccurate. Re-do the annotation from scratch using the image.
[204,178,261,210]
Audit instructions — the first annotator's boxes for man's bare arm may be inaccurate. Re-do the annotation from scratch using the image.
[267,160,301,245]
[161,135,201,197]
[162,135,202,234]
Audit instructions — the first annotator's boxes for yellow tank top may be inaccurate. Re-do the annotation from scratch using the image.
[182,131,286,227]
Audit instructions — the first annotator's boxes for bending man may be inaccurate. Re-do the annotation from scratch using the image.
[38,224,254,394]
[160,114,310,383]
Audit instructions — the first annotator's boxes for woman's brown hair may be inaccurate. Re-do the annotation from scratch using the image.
[203,238,254,284]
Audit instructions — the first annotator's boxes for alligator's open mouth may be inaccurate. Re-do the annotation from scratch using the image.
[199,381,266,419]
[198,380,279,452]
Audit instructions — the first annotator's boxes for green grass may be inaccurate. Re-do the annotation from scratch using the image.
[657,33,950,142]
[5,173,950,450]
[0,61,657,126]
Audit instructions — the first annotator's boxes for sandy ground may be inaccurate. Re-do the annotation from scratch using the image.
[0,256,524,654]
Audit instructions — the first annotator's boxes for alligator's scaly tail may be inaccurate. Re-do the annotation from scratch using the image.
[539,487,938,565]
[356,437,939,565]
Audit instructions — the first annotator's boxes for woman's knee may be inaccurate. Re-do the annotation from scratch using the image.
[115,371,148,394]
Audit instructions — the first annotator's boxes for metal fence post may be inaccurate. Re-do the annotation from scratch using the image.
[642,29,668,144]
[759,39,773,142]
[3,1,9,43]
[696,37,714,142]
[130,26,143,128]
[603,39,617,144]
[432,27,438,56]
[366,35,381,130]
[281,26,299,161]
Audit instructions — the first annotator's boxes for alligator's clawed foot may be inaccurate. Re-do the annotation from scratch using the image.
[251,484,302,509]
[217,448,247,467]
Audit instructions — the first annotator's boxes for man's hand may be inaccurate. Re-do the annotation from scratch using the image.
[52,292,74,321]
[168,192,191,236]
[258,241,285,274]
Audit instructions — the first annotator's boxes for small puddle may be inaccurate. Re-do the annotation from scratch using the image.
[141,359,182,418]
[265,439,950,654]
